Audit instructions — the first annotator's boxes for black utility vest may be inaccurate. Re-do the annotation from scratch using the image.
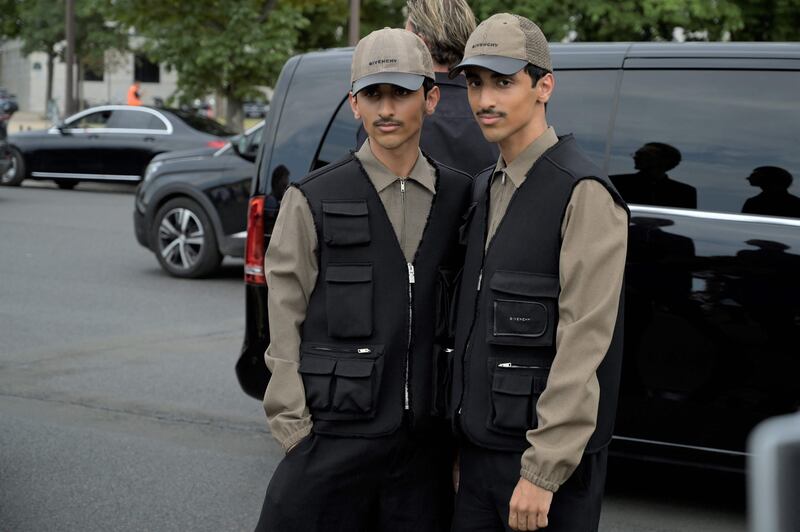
[451,135,629,453]
[296,153,471,437]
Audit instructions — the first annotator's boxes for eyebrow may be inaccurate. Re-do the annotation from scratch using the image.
[464,71,512,80]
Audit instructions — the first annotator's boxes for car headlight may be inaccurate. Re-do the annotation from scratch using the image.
[144,160,163,182]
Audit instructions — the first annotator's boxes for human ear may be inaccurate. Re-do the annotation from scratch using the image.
[425,85,440,116]
[536,73,555,104]
[349,91,361,120]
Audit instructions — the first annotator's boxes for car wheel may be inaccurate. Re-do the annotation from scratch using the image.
[1,147,26,186]
[152,197,222,278]
[55,179,77,190]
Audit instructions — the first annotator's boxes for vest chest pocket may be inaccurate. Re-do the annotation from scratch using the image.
[487,360,549,433]
[322,200,370,246]
[325,264,373,338]
[298,345,384,420]
[487,271,559,347]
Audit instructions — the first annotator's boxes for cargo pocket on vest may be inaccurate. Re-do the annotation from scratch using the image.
[299,344,384,421]
[332,358,377,414]
[322,200,370,246]
[298,355,337,411]
[487,270,559,347]
[431,345,455,417]
[325,264,373,338]
[487,361,549,433]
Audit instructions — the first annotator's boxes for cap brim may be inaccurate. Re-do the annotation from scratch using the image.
[352,72,426,95]
[448,55,528,79]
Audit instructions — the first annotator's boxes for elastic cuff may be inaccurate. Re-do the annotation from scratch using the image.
[279,425,312,452]
[520,467,561,493]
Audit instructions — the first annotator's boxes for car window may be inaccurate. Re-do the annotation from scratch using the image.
[107,109,166,130]
[608,69,800,218]
[70,110,112,129]
[548,69,619,168]
[172,110,235,137]
[313,97,360,170]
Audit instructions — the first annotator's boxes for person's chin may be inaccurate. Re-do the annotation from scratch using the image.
[478,125,507,144]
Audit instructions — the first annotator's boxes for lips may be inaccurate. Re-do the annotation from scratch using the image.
[477,114,503,125]
[376,123,401,133]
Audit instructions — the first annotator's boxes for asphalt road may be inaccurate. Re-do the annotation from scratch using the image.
[0,181,747,531]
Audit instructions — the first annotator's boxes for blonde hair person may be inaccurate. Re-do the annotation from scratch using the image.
[406,0,477,70]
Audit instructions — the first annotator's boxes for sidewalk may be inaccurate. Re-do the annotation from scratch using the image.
[8,111,51,132]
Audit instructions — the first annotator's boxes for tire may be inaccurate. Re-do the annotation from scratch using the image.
[151,197,222,278]
[55,179,78,190]
[1,147,26,186]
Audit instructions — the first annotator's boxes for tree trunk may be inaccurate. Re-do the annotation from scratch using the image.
[225,91,244,133]
[45,52,55,119]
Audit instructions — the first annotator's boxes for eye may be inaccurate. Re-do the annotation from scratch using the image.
[394,87,411,97]
[497,78,512,87]
[467,79,481,88]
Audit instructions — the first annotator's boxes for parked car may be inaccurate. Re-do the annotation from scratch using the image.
[235,43,800,471]
[243,101,269,119]
[133,121,263,278]
[3,104,236,189]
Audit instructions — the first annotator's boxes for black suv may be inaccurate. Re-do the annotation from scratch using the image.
[236,43,800,471]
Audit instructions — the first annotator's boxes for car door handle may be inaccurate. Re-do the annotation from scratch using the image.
[143,137,156,142]
[87,134,99,139]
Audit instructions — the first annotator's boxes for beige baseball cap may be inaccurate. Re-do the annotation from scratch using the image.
[449,13,552,78]
[351,27,434,95]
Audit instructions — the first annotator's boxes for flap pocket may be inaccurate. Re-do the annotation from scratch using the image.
[322,200,370,246]
[325,264,372,283]
[492,372,534,396]
[493,300,548,338]
[298,356,336,375]
[334,359,375,378]
[490,270,559,298]
[322,201,369,216]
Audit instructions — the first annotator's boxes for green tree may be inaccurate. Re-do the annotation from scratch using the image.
[0,0,128,114]
[470,0,743,42]
[729,0,800,41]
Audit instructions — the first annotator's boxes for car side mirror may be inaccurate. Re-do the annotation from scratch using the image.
[55,122,68,134]
[236,136,258,162]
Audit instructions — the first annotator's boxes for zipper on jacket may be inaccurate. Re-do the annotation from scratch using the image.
[405,262,415,410]
[309,346,372,354]
[497,362,547,369]
[400,179,407,254]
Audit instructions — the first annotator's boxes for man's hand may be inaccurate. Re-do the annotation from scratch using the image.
[508,477,553,531]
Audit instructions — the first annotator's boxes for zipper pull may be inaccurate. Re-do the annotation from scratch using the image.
[498,362,512,368]
[477,269,483,290]
[407,263,415,284]
[357,348,371,354]
[400,179,406,194]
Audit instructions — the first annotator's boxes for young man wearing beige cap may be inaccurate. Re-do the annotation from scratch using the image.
[253,27,472,532]
[447,13,629,532]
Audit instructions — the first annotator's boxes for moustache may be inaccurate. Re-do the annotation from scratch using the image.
[476,109,506,118]
[374,119,403,127]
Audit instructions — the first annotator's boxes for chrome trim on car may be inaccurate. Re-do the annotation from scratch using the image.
[612,435,749,457]
[230,231,247,239]
[48,105,173,135]
[629,204,800,227]
[32,171,140,182]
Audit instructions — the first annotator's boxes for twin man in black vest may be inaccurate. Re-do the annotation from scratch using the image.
[257,13,628,532]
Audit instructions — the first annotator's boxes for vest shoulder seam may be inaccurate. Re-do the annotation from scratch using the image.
[295,155,356,187]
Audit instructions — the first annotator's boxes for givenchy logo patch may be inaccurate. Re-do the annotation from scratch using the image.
[472,42,499,49]
[509,316,532,322]
[369,58,398,66]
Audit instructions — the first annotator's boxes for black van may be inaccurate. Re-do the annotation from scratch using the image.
[236,43,800,470]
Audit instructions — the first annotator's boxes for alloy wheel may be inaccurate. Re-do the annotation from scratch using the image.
[157,207,206,271]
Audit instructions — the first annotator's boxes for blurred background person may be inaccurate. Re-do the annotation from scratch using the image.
[127,80,143,106]
[742,166,800,218]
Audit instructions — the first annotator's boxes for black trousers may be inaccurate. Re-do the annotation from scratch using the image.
[452,444,608,532]
[255,422,454,532]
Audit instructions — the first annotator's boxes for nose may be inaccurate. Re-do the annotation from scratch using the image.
[378,96,395,118]
[477,85,496,111]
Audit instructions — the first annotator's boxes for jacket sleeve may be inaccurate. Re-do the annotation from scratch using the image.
[262,186,319,451]
[520,179,628,492]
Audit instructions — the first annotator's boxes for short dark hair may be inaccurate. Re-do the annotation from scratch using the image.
[524,64,550,87]
[422,77,435,98]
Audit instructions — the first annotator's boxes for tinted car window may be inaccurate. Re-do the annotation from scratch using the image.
[608,70,800,218]
[314,98,360,170]
[172,110,235,137]
[548,70,619,168]
[71,110,112,129]
[108,109,166,130]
